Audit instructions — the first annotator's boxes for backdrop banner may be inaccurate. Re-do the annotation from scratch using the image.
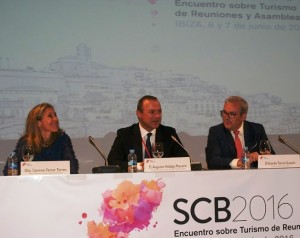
[1,169,299,238]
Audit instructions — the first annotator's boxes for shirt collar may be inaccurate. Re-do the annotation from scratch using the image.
[231,122,244,136]
[139,123,156,139]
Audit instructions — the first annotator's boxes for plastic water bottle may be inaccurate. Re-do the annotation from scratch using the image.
[242,146,250,169]
[128,149,137,173]
[7,152,19,176]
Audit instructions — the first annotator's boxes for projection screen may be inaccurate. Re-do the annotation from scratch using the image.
[1,0,300,173]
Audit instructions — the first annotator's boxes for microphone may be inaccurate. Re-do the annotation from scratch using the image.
[278,135,300,154]
[88,136,120,173]
[89,136,108,165]
[171,135,190,156]
[171,135,202,171]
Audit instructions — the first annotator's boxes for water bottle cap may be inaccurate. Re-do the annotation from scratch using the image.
[129,149,135,153]
[10,151,16,157]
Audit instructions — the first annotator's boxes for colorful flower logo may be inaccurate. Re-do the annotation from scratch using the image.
[84,179,165,237]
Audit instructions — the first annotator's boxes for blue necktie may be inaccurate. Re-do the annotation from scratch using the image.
[145,133,152,158]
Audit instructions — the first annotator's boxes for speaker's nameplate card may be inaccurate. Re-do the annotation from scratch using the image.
[21,161,70,175]
[144,157,191,172]
[258,154,300,169]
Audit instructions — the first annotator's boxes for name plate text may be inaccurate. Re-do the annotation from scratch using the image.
[144,157,191,172]
[21,161,70,175]
[258,154,300,169]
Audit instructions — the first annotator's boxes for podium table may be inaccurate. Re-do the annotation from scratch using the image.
[1,168,300,238]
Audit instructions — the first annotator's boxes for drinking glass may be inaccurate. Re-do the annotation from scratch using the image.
[22,145,35,161]
[152,142,164,158]
[259,140,271,155]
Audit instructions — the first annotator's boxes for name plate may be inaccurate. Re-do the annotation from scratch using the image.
[258,154,300,169]
[143,157,191,172]
[20,161,70,175]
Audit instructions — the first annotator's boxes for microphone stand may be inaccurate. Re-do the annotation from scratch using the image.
[171,135,202,171]
[88,136,120,173]
[278,135,300,154]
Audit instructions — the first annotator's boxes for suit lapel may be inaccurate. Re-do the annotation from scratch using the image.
[155,126,163,143]
[243,121,256,150]
[224,127,236,154]
[133,124,143,161]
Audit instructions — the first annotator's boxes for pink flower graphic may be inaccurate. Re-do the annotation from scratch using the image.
[87,179,165,237]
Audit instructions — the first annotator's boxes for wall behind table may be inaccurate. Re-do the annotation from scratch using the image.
[1,133,299,175]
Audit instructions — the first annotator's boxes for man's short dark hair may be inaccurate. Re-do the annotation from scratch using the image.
[137,95,158,112]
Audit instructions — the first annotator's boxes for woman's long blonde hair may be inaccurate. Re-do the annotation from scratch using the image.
[22,103,61,153]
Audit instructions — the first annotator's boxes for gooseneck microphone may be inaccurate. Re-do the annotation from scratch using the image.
[88,136,120,173]
[171,135,202,170]
[278,135,300,154]
[88,136,108,166]
[171,135,190,156]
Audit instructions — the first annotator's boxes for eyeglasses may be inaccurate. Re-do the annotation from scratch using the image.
[220,110,241,119]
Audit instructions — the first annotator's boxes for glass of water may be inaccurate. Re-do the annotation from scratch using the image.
[152,142,164,158]
[259,140,271,155]
[22,145,35,161]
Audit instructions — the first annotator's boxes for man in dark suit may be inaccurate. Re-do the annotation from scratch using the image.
[206,96,275,170]
[107,95,189,172]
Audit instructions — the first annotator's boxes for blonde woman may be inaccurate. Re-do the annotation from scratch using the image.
[3,103,79,175]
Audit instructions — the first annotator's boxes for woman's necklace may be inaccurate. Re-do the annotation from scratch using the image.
[41,143,49,148]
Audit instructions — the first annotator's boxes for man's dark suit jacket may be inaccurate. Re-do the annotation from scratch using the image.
[107,123,189,172]
[205,120,275,170]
